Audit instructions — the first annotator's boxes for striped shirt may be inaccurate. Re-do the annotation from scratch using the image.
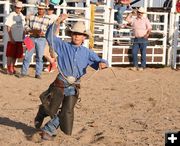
[25,14,51,35]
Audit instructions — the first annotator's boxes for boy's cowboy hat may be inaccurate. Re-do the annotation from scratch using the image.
[37,2,47,9]
[15,1,23,7]
[68,21,91,38]
[137,7,146,13]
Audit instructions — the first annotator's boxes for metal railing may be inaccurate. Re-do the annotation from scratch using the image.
[0,1,178,68]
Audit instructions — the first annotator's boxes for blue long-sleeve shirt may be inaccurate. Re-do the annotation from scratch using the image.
[46,23,107,81]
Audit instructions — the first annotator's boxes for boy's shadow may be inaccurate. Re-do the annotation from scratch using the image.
[0,116,37,137]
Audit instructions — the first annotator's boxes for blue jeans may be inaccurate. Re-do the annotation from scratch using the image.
[114,4,127,24]
[42,115,60,136]
[42,95,78,136]
[132,38,148,68]
[21,37,46,76]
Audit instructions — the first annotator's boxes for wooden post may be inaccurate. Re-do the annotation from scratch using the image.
[89,4,95,49]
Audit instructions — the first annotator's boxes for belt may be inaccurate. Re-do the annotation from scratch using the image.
[135,37,145,39]
[54,77,80,89]
[30,35,45,38]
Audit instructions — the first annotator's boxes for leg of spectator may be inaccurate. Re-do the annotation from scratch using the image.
[35,38,46,76]
[21,46,35,75]
[132,39,139,67]
[140,38,147,68]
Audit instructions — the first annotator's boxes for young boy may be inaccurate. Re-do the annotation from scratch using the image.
[34,14,108,140]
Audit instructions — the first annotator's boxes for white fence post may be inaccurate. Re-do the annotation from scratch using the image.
[107,8,115,67]
[2,1,10,68]
[168,0,177,67]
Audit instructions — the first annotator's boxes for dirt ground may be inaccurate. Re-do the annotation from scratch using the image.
[0,66,180,146]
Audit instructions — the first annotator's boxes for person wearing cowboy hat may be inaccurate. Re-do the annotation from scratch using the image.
[5,1,26,75]
[43,4,59,73]
[16,2,52,79]
[34,14,108,140]
[25,0,49,15]
[126,7,152,71]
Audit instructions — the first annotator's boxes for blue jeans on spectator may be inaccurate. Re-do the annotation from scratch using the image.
[21,37,46,76]
[114,4,127,24]
[132,37,148,68]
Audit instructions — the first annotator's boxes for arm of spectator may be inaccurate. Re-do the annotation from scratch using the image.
[144,29,151,39]
[125,12,133,25]
[125,9,136,25]
[144,18,152,39]
[24,17,31,34]
[6,26,15,43]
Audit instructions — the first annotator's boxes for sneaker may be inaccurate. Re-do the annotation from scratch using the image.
[130,67,138,71]
[35,75,41,79]
[44,64,51,72]
[50,62,57,73]
[40,131,54,141]
[15,73,27,78]
[138,67,144,71]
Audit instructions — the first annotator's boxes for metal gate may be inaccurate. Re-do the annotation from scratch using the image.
[108,11,168,67]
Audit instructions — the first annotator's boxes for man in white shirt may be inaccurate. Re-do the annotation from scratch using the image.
[5,1,26,74]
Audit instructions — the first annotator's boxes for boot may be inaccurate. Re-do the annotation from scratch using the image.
[44,64,51,72]
[7,65,14,75]
[34,105,48,129]
[50,62,57,73]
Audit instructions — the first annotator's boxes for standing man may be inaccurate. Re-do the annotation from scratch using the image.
[5,1,25,74]
[34,15,108,140]
[44,4,58,73]
[126,7,152,71]
[18,2,51,79]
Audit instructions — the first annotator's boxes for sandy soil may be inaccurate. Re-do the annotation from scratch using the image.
[0,66,180,146]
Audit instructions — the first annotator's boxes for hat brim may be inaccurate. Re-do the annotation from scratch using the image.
[48,8,57,10]
[137,10,146,13]
[66,28,91,38]
[38,6,46,9]
[16,5,23,8]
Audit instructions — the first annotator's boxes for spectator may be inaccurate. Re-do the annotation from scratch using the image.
[5,1,25,74]
[17,2,51,79]
[126,7,152,71]
[44,4,58,73]
[163,0,172,10]
[34,17,108,140]
[26,0,49,15]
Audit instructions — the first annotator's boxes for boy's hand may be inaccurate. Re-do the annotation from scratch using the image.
[99,62,108,70]
[56,14,69,24]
